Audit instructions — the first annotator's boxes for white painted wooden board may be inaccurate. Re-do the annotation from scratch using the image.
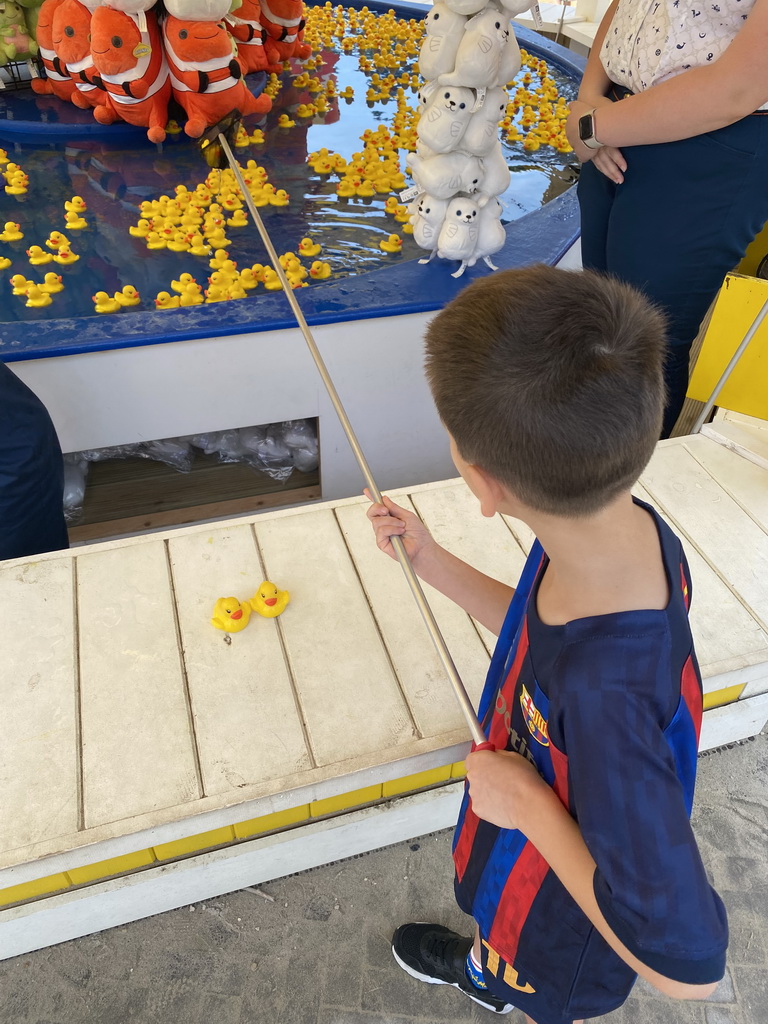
[685,434,768,530]
[254,509,417,765]
[642,444,768,633]
[76,543,200,827]
[411,485,528,653]
[633,484,768,682]
[334,498,491,734]
[168,525,312,797]
[0,560,78,854]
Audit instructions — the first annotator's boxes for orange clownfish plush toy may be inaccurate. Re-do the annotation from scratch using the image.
[259,0,311,65]
[225,0,280,75]
[31,0,78,102]
[51,0,107,110]
[89,5,171,143]
[161,13,272,138]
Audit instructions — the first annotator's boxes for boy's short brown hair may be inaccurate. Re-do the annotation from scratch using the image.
[425,265,666,517]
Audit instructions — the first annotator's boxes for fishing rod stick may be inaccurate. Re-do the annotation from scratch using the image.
[214,128,487,745]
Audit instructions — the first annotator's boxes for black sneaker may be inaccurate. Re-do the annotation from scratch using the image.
[391,923,514,1014]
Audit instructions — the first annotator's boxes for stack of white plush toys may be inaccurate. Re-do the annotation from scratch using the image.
[407,0,535,277]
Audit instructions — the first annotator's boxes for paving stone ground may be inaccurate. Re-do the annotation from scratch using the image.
[0,731,765,1024]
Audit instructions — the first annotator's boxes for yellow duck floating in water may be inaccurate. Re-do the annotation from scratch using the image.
[92,291,121,313]
[10,273,32,295]
[64,211,88,231]
[299,236,321,257]
[1,222,23,241]
[46,231,70,250]
[379,233,402,253]
[172,273,197,294]
[65,195,87,215]
[179,283,204,306]
[26,284,52,308]
[0,256,11,270]
[211,596,251,632]
[53,248,79,265]
[251,581,290,618]
[26,246,53,266]
[309,260,331,279]
[41,272,64,294]
[155,291,181,310]
[114,285,140,307]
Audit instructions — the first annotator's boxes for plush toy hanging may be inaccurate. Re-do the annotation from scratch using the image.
[408,0,533,276]
[259,0,310,65]
[31,0,76,100]
[226,0,280,75]
[161,10,272,137]
[89,2,171,143]
[0,0,39,64]
[50,0,107,109]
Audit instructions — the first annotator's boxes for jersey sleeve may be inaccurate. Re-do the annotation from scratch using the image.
[549,632,728,985]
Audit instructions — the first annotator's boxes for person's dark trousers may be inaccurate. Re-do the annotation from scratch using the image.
[0,362,69,561]
[577,105,768,438]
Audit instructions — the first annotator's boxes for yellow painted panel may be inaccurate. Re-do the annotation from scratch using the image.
[154,825,235,861]
[234,804,311,839]
[0,872,71,907]
[688,274,768,419]
[451,761,467,778]
[703,683,746,711]
[68,849,156,885]
[310,784,382,817]
[383,765,452,797]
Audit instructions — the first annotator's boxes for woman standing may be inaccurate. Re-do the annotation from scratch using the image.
[566,0,768,436]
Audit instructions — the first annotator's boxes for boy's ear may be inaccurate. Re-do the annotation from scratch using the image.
[463,461,506,518]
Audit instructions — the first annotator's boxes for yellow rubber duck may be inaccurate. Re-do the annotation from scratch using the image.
[298,237,321,257]
[167,231,191,253]
[211,596,251,632]
[114,285,140,307]
[228,209,248,227]
[91,290,121,313]
[220,193,243,212]
[53,248,79,265]
[0,256,11,270]
[309,260,331,280]
[26,284,52,308]
[171,273,198,294]
[10,274,32,295]
[277,114,296,128]
[179,283,204,306]
[355,179,376,198]
[145,232,167,250]
[209,250,235,271]
[129,220,151,239]
[340,85,354,100]
[250,581,290,618]
[180,210,203,228]
[45,231,70,251]
[41,272,64,293]
[379,234,403,254]
[209,268,237,289]
[205,284,229,303]
[205,227,231,248]
[166,119,182,135]
[228,280,248,299]
[27,246,53,266]
[293,71,310,88]
[155,291,180,310]
[263,268,283,291]
[5,175,28,196]
[64,211,88,231]
[234,126,251,148]
[268,189,290,207]
[249,129,265,145]
[250,263,266,282]
[238,267,259,290]
[184,233,209,256]
[65,196,87,215]
[394,204,411,224]
[284,257,307,281]
[295,103,315,118]
[0,221,23,242]
[384,197,399,215]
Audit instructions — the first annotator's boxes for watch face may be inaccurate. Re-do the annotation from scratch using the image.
[578,113,594,142]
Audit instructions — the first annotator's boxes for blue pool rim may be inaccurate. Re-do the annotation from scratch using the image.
[0,2,585,364]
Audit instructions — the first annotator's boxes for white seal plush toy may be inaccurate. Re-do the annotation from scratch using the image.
[407,150,483,200]
[436,196,482,275]
[472,195,506,270]
[497,29,522,86]
[461,86,506,156]
[417,86,476,154]
[438,8,510,89]
[409,194,449,258]
[418,3,467,82]
[477,144,511,198]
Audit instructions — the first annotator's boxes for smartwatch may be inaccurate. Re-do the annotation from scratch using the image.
[578,109,604,151]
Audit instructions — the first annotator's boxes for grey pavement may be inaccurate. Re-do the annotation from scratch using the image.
[0,732,766,1024]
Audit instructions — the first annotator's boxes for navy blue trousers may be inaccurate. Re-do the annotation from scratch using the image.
[578,107,768,437]
[0,362,69,561]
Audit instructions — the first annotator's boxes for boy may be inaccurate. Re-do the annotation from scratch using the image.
[366,265,727,1024]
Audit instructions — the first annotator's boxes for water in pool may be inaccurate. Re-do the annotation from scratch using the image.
[0,4,578,324]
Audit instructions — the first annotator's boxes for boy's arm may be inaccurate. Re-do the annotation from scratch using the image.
[466,749,720,1000]
[366,493,513,634]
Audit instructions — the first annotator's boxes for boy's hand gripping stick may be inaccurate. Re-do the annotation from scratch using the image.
[201,115,489,748]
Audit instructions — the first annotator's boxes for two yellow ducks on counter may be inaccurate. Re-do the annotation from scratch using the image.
[210,582,290,633]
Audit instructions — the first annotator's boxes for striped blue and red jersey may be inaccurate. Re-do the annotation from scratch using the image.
[453,499,728,1024]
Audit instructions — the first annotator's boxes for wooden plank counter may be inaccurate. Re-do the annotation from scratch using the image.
[1,434,767,954]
